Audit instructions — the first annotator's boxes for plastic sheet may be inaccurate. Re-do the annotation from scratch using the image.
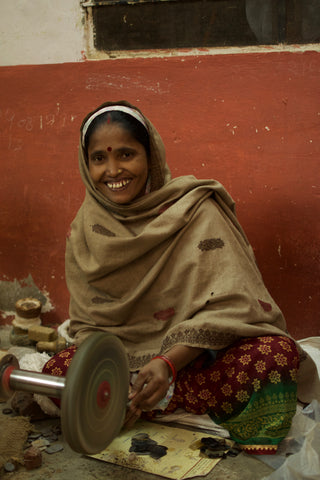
[262,399,320,479]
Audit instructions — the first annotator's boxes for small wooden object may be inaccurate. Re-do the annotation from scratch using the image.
[36,337,66,354]
[28,325,57,343]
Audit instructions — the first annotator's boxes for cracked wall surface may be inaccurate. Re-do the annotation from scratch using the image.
[0,275,53,320]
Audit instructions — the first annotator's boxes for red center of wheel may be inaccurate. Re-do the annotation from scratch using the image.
[2,365,16,394]
[96,381,111,408]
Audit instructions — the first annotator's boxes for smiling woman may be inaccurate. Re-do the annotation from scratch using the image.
[82,105,151,204]
[41,100,319,455]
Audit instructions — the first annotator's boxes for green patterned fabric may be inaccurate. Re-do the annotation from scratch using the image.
[215,383,297,451]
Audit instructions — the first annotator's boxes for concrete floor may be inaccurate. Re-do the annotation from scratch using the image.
[1,413,274,480]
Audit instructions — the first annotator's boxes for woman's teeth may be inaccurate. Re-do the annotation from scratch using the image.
[107,179,131,190]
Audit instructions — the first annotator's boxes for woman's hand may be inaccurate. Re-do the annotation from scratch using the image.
[124,345,204,428]
[124,358,171,428]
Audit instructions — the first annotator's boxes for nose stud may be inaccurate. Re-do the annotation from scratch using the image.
[118,169,123,174]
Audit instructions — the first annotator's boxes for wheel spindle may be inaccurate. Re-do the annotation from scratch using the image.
[0,351,64,400]
[9,369,65,397]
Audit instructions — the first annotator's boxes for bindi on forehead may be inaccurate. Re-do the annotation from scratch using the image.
[107,146,112,152]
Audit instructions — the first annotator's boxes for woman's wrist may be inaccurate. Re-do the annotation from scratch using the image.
[152,355,177,385]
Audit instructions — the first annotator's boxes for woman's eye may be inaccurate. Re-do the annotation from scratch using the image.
[93,155,104,163]
[120,151,134,160]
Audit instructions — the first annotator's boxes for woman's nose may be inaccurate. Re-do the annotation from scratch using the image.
[106,158,120,177]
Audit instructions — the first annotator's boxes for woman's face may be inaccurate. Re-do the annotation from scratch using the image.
[87,122,149,204]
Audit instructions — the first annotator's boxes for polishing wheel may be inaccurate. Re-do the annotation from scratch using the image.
[61,332,129,454]
[0,332,130,455]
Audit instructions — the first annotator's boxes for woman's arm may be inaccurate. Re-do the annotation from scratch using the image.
[124,345,204,427]
[164,345,204,372]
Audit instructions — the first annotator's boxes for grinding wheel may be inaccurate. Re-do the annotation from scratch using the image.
[61,332,129,454]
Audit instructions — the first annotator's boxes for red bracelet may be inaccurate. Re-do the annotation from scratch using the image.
[152,355,177,385]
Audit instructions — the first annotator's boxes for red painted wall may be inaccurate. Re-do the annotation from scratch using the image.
[0,51,319,339]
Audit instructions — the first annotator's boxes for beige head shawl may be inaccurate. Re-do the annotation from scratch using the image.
[78,100,171,214]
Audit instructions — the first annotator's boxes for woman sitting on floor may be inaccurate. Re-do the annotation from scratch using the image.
[43,100,319,455]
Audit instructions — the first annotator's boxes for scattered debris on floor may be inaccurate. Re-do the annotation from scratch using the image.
[24,446,42,470]
[129,432,168,459]
[0,403,64,475]
[199,436,242,459]
[4,461,15,472]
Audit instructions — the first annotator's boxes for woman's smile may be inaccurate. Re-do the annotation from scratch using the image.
[87,122,149,204]
[106,178,131,191]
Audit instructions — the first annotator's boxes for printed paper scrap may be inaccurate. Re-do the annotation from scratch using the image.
[90,420,233,480]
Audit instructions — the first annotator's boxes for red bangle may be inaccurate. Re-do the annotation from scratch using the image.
[152,355,177,385]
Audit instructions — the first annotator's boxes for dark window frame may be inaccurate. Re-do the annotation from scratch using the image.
[81,0,320,53]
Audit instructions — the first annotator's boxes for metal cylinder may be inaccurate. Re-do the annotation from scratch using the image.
[9,369,65,398]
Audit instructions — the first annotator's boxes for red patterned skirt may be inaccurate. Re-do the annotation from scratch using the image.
[42,335,299,455]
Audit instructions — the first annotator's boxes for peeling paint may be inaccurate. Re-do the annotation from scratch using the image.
[0,275,53,319]
[85,43,320,62]
[85,73,169,94]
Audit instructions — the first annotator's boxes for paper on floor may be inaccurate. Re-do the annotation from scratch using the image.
[90,420,233,480]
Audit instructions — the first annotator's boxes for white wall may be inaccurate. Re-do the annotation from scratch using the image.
[0,0,84,66]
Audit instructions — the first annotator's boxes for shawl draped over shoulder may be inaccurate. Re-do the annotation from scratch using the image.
[67,101,319,403]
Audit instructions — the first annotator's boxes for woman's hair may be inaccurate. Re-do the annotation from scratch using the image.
[84,110,150,158]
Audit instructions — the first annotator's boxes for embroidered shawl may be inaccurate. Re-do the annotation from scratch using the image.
[66,101,319,403]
